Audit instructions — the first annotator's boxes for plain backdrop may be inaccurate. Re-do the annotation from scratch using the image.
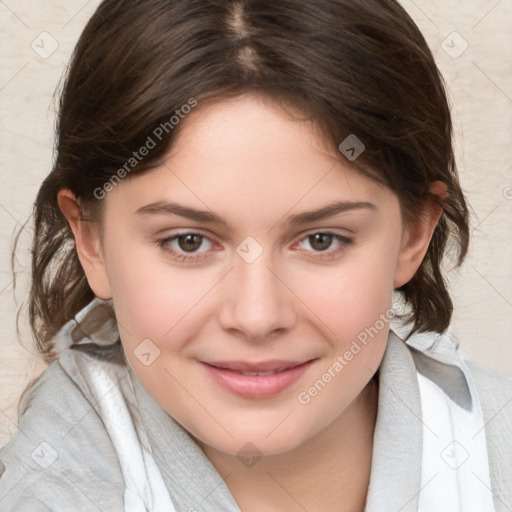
[0,0,511,446]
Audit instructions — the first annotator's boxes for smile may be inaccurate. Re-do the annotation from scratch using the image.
[199,359,315,399]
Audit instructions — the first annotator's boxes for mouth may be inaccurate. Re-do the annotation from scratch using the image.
[204,360,307,373]
[199,359,316,399]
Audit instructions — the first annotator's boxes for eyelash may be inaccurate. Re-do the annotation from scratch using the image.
[157,231,217,263]
[294,232,353,261]
[157,230,353,263]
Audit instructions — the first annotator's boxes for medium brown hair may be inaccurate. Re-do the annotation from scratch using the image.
[25,0,469,360]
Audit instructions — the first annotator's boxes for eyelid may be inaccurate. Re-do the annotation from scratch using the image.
[157,230,219,260]
[291,226,352,244]
[296,226,353,239]
[156,226,215,239]
[294,230,352,250]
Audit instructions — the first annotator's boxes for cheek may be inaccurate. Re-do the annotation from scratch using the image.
[289,249,396,403]
[292,261,392,428]
[103,233,221,351]
[107,253,217,421]
[294,250,396,336]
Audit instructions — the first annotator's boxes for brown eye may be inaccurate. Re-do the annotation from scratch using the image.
[177,234,203,252]
[308,233,333,251]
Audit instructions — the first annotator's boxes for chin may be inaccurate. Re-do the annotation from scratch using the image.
[191,422,313,460]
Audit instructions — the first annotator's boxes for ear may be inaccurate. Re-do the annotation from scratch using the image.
[394,181,446,288]
[57,189,112,300]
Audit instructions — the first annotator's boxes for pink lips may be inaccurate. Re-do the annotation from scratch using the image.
[200,359,314,399]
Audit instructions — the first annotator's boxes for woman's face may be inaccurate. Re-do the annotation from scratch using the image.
[90,95,414,456]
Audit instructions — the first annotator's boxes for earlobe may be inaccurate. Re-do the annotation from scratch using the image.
[57,189,112,300]
[394,181,446,288]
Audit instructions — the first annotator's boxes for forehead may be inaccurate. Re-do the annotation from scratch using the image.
[168,94,336,168]
[106,95,399,222]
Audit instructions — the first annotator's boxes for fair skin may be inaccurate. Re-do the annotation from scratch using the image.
[59,95,443,511]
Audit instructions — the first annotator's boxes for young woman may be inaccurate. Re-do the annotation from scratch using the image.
[1,0,511,510]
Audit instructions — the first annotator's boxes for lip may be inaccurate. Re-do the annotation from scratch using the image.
[200,359,315,399]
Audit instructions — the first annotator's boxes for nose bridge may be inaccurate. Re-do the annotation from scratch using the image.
[219,241,295,340]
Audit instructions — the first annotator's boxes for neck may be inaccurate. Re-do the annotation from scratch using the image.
[197,377,379,512]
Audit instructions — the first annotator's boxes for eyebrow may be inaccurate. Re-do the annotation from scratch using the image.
[136,202,231,228]
[135,200,377,230]
[285,201,377,226]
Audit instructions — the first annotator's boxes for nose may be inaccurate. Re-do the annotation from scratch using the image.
[218,250,297,341]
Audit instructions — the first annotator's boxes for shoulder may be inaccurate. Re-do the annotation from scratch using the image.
[466,358,512,395]
[0,360,125,511]
[465,358,512,452]
[466,358,512,426]
[465,358,512,508]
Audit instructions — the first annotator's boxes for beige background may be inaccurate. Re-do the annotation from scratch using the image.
[0,0,511,446]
